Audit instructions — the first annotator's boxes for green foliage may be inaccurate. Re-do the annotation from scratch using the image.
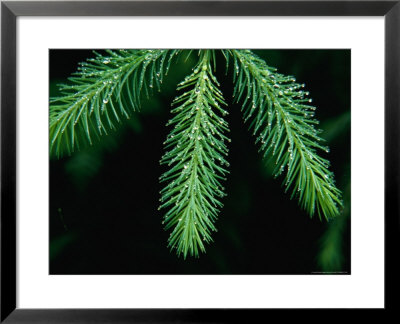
[223,50,342,220]
[317,184,349,272]
[159,50,229,258]
[317,112,350,272]
[50,49,343,258]
[50,49,179,157]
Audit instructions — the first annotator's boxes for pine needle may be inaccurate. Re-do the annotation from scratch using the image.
[50,49,179,157]
[224,49,342,220]
[159,50,230,258]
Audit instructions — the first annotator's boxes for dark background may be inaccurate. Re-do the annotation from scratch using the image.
[49,49,350,274]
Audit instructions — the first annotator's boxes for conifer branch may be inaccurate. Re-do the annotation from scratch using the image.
[50,49,179,157]
[159,50,230,258]
[50,49,345,259]
[224,50,342,220]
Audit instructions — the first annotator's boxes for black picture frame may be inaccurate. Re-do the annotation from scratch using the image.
[1,0,398,322]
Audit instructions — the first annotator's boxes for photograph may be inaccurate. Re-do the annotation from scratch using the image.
[2,0,395,320]
[49,49,350,275]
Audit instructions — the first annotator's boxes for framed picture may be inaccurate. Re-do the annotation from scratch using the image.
[1,0,397,321]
